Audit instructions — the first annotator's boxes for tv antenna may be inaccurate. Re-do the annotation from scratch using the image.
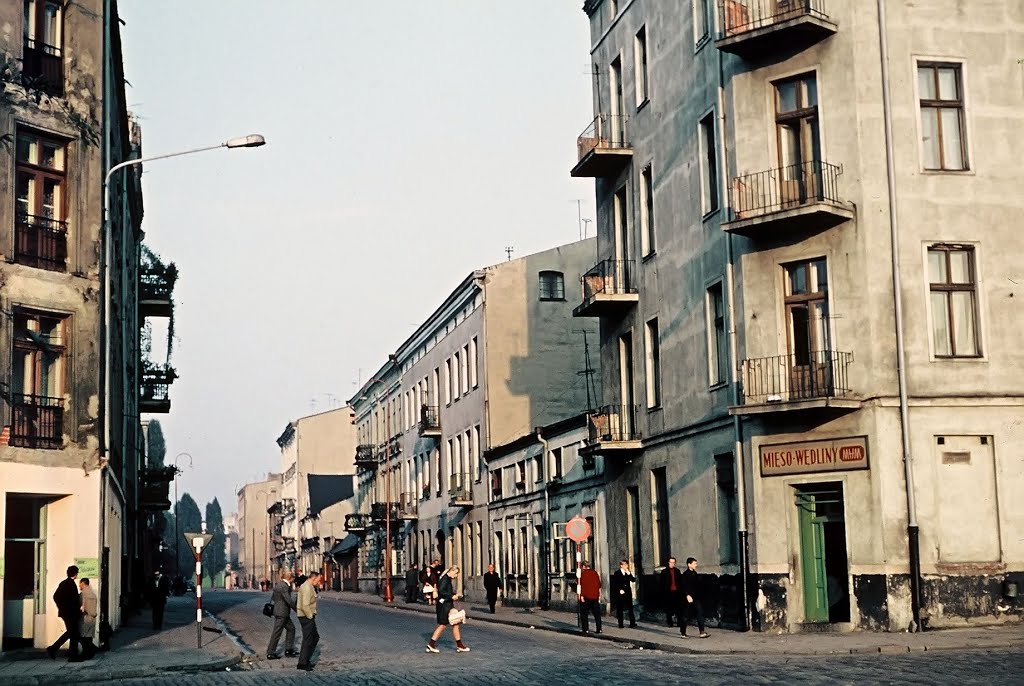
[505,245,514,261]
[574,329,598,411]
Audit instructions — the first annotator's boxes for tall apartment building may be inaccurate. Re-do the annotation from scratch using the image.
[574,0,1023,632]
[346,240,600,599]
[0,0,166,650]
[236,473,280,588]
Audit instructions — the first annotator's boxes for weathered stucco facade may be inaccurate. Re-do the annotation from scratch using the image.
[576,0,1024,632]
[236,473,280,588]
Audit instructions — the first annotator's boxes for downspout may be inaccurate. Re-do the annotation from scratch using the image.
[98,0,112,648]
[718,50,751,631]
[536,427,551,610]
[876,0,922,631]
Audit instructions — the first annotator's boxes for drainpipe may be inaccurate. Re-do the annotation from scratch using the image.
[876,0,922,631]
[536,427,551,611]
[718,50,751,632]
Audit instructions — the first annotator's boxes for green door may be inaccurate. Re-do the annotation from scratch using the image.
[797,492,829,623]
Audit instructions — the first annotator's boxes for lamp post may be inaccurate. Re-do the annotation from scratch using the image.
[171,452,193,580]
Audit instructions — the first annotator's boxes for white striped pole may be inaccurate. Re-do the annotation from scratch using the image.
[196,557,203,648]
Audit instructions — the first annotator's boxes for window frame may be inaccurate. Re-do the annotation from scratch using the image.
[634,25,650,108]
[698,112,719,217]
[927,244,982,358]
[538,271,566,301]
[14,128,69,271]
[693,0,711,47]
[644,317,662,409]
[706,282,728,387]
[640,164,656,257]
[916,61,969,172]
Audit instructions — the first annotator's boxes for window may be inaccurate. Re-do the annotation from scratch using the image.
[640,165,655,256]
[706,283,728,385]
[516,462,527,490]
[533,453,544,483]
[469,336,479,388]
[918,63,968,171]
[634,26,649,105]
[11,310,66,449]
[453,352,461,401]
[694,0,711,43]
[928,245,980,357]
[651,468,671,565]
[610,57,625,145]
[490,471,503,499]
[775,73,821,202]
[23,0,64,94]
[644,318,661,408]
[607,0,618,21]
[715,454,739,564]
[460,345,470,394]
[785,258,830,362]
[444,359,452,404]
[699,113,719,215]
[550,447,563,480]
[473,425,482,481]
[434,448,442,497]
[15,130,68,271]
[539,271,565,301]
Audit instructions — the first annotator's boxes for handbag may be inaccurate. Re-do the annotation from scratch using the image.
[422,583,435,595]
[263,601,275,618]
[448,607,466,625]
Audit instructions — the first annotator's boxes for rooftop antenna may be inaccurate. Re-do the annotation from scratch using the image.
[574,329,598,411]
[505,245,514,261]
[582,218,593,239]
[576,199,583,240]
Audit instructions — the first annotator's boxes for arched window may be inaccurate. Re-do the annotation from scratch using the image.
[538,271,565,301]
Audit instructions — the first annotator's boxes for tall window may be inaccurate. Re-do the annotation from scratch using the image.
[645,318,661,408]
[610,56,625,144]
[550,447,563,480]
[694,0,710,43]
[706,283,728,385]
[928,245,980,357]
[23,0,64,94]
[461,345,469,394]
[651,468,671,565]
[785,258,830,363]
[453,352,461,400]
[15,130,68,271]
[640,165,656,256]
[473,425,482,481]
[918,63,967,171]
[444,359,452,404]
[699,113,719,215]
[538,271,565,301]
[11,310,66,449]
[775,73,821,203]
[634,26,649,105]
[469,336,479,388]
[715,453,739,564]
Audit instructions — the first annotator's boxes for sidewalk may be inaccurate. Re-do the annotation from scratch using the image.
[0,595,243,686]
[319,590,1024,656]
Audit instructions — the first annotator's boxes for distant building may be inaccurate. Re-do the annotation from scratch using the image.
[236,474,280,588]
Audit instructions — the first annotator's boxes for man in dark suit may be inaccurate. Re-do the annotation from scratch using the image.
[405,563,420,603]
[680,557,709,638]
[482,563,501,613]
[609,559,637,628]
[46,565,82,661]
[149,569,171,630]
[266,569,298,659]
[660,556,685,628]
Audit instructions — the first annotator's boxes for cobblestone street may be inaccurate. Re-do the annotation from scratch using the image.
[108,592,1024,685]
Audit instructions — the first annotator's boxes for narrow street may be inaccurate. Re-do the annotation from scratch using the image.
[113,592,1024,685]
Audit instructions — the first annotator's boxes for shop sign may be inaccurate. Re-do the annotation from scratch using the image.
[759,436,869,477]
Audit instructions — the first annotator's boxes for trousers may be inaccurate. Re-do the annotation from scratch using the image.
[297,616,319,668]
[267,614,296,655]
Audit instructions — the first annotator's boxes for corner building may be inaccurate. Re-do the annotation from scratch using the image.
[575,0,1023,631]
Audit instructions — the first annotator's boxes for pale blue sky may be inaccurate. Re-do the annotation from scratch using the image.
[119,1,597,512]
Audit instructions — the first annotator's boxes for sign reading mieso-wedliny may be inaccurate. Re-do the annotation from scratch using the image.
[759,436,869,477]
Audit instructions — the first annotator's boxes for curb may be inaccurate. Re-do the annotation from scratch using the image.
[1,653,242,686]
[320,593,1022,657]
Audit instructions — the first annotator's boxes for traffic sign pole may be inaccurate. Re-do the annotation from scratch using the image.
[565,516,592,632]
[184,532,213,649]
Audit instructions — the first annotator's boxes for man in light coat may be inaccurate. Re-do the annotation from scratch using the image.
[295,570,321,671]
[266,569,298,660]
[78,578,98,660]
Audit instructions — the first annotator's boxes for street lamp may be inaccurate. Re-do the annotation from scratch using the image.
[171,452,193,580]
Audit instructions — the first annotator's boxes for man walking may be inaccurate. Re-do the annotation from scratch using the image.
[47,565,81,661]
[578,561,602,634]
[405,563,420,603]
[609,559,637,628]
[78,578,98,660]
[149,569,171,630]
[660,557,684,628]
[482,563,501,614]
[296,570,321,671]
[680,557,709,638]
[266,569,298,660]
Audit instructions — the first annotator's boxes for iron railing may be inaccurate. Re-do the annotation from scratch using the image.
[576,113,631,161]
[740,350,852,404]
[418,404,440,434]
[718,0,829,37]
[449,472,473,505]
[9,393,63,449]
[15,214,67,272]
[399,492,418,518]
[580,259,637,301]
[587,404,641,443]
[730,160,842,221]
[355,444,376,468]
[140,365,175,406]
[21,44,64,95]
[139,265,177,303]
[370,502,400,522]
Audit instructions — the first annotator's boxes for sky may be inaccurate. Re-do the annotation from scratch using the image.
[118,1,597,513]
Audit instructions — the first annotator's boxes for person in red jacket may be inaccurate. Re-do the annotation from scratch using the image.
[578,561,602,634]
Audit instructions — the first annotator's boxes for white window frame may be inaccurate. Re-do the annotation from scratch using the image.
[640,163,655,256]
[912,57,974,174]
[644,317,661,409]
[705,281,728,386]
[634,25,650,107]
[698,111,719,217]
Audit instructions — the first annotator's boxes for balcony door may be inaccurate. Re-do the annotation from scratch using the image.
[775,73,822,206]
[784,259,832,399]
[610,57,625,144]
[613,186,630,292]
[618,332,635,437]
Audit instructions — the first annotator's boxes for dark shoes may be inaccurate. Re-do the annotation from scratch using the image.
[266,654,281,660]
[284,650,299,657]
[296,664,314,671]
[630,623,638,628]
[46,646,57,660]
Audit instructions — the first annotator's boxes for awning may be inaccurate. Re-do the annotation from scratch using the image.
[329,533,360,557]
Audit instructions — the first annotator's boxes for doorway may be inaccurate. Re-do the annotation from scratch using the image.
[2,496,48,650]
[795,483,849,624]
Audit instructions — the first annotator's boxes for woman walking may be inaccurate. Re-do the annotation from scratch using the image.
[425,566,470,653]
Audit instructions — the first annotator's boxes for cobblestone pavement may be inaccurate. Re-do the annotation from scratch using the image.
[99,592,1023,685]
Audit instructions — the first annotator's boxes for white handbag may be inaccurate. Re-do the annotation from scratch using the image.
[448,608,466,625]
[423,583,435,595]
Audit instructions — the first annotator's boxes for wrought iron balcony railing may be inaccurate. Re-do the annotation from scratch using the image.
[449,472,473,506]
[355,443,377,468]
[15,214,67,272]
[587,405,641,444]
[739,350,853,404]
[730,160,842,220]
[581,259,637,300]
[140,365,176,413]
[718,0,830,37]
[21,44,64,96]
[9,393,64,450]
[139,264,177,317]
[371,502,401,522]
[399,492,418,519]
[572,114,634,178]
[418,404,440,436]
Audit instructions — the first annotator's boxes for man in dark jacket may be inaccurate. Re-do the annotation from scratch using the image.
[149,569,171,630]
[578,561,602,634]
[680,557,709,638]
[609,559,637,628]
[482,563,501,613]
[46,565,81,661]
[660,556,685,628]
[266,569,298,659]
[405,563,420,603]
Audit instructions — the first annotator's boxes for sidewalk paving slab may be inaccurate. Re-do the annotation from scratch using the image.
[318,589,1024,657]
[0,595,242,686]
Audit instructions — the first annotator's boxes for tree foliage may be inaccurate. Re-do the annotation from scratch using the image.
[204,498,226,584]
[174,493,202,578]
[146,420,166,467]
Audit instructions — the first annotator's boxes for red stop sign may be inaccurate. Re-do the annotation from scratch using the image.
[565,516,591,543]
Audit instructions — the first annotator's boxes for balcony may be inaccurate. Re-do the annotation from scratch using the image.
[716,0,837,60]
[398,492,418,520]
[21,44,64,96]
[344,513,371,533]
[140,465,177,511]
[730,350,859,415]
[449,473,473,508]
[573,259,639,318]
[14,214,67,272]
[8,392,64,450]
[354,444,377,469]
[418,404,441,438]
[723,160,853,238]
[581,405,642,456]
[140,365,176,414]
[139,264,177,318]
[570,114,633,178]
[371,502,401,523]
